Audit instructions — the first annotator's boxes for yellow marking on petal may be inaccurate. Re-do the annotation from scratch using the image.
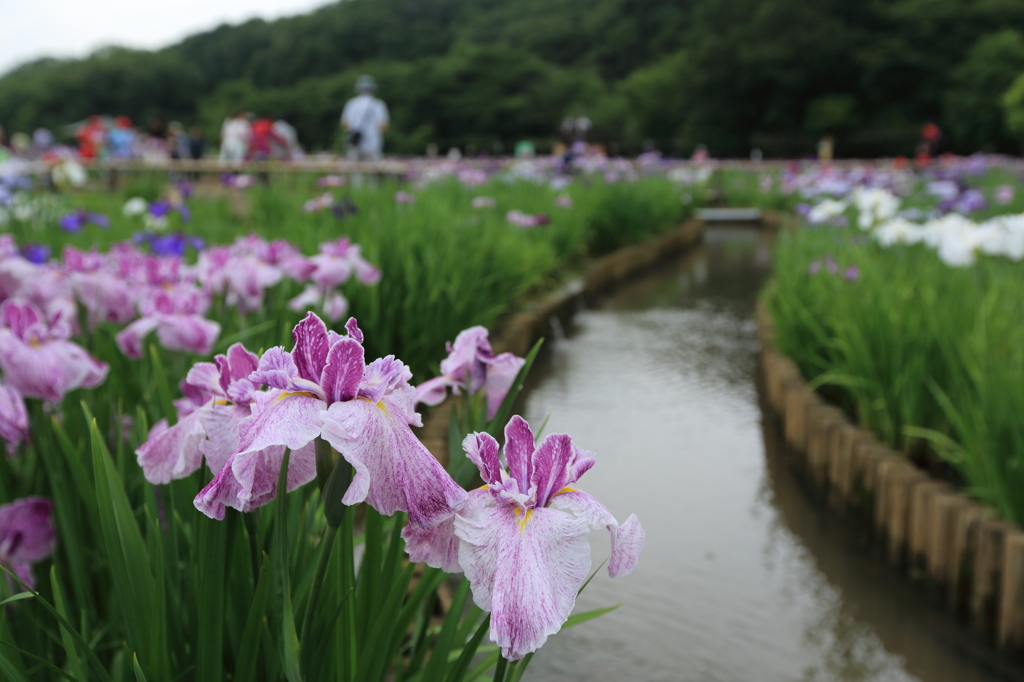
[357,396,389,414]
[554,486,579,497]
[514,507,533,534]
[274,390,318,403]
[478,484,489,490]
[212,399,231,406]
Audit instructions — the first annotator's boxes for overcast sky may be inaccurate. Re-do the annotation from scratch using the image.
[0,0,331,76]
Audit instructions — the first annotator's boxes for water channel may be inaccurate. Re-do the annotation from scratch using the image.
[520,226,1019,682]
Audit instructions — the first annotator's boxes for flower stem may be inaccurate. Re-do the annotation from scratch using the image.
[242,510,261,585]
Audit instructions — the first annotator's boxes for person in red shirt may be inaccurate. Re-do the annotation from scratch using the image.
[248,118,285,160]
[915,122,943,164]
[76,116,106,160]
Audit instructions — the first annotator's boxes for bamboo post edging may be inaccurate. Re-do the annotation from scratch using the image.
[756,298,1024,659]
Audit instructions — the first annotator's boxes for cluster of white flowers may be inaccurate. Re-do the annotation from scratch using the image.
[805,185,1024,268]
[873,212,1024,267]
[851,187,901,229]
[0,193,64,227]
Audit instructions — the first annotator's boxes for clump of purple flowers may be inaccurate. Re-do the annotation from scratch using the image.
[133,232,206,258]
[19,243,51,265]
[59,210,109,233]
[807,255,859,282]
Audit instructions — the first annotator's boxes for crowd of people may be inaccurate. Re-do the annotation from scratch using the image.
[217,112,301,165]
[0,113,304,166]
[70,116,211,162]
[0,124,60,163]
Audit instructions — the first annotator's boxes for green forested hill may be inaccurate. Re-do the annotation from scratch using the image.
[3,0,1024,156]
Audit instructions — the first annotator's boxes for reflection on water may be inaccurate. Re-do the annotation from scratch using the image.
[521,227,1018,682]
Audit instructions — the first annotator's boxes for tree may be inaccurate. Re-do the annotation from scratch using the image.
[1003,72,1024,150]
[944,30,1024,152]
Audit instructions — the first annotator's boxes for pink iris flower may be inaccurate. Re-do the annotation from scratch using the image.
[195,313,466,529]
[0,300,108,401]
[135,343,261,485]
[414,326,524,420]
[0,497,54,590]
[63,246,137,326]
[505,210,549,228]
[0,252,77,325]
[404,416,643,660]
[116,287,220,358]
[0,382,28,457]
[287,237,380,323]
[193,235,313,313]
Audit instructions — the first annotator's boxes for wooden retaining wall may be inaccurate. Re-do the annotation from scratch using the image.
[757,300,1024,659]
[418,218,706,466]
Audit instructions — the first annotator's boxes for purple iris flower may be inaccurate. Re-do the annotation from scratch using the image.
[175,180,193,199]
[0,300,109,401]
[20,244,50,265]
[953,189,987,214]
[844,265,860,281]
[824,255,839,274]
[404,416,643,660]
[149,235,187,258]
[135,232,204,257]
[149,200,172,219]
[175,202,191,224]
[415,326,525,420]
[0,497,54,590]
[195,313,467,528]
[59,211,87,233]
[808,260,821,275]
[331,197,358,219]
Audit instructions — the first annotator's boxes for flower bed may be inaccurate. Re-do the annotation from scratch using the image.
[764,157,1024,525]
[758,156,1024,659]
[0,161,703,681]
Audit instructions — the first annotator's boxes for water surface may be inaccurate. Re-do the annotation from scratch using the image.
[521,227,1017,682]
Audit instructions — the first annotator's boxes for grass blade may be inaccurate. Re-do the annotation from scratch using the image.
[50,567,87,682]
[444,614,491,682]
[88,413,159,675]
[196,515,228,682]
[235,553,271,682]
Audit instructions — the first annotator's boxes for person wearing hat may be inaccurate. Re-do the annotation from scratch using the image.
[341,75,390,162]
